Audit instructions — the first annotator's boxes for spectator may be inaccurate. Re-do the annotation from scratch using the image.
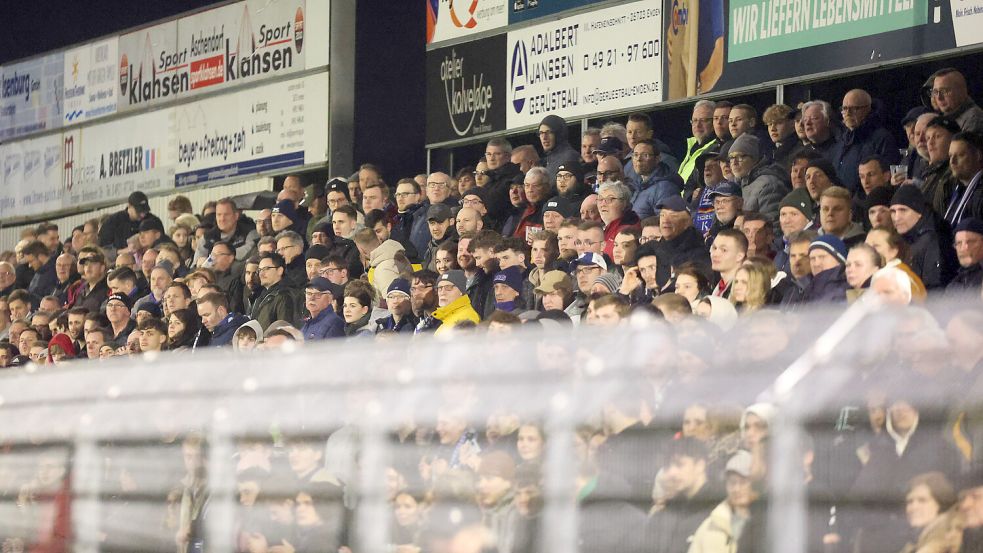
[537,115,580,179]
[802,235,850,303]
[342,280,376,338]
[689,451,760,553]
[250,252,302,330]
[833,89,900,191]
[713,101,733,143]
[763,104,801,170]
[653,196,712,288]
[819,186,866,247]
[647,438,720,553]
[931,68,983,134]
[921,116,961,216]
[98,192,164,251]
[512,167,552,240]
[680,100,722,192]
[709,229,748,298]
[629,140,684,220]
[802,100,840,160]
[864,227,928,302]
[845,243,884,301]
[949,217,983,292]
[195,198,258,264]
[890,185,957,289]
[705,182,743,248]
[301,277,345,340]
[598,181,640,258]
[727,135,789,226]
[433,270,480,335]
[946,131,983,225]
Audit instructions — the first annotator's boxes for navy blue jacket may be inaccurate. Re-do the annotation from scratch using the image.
[209,313,251,347]
[301,307,345,340]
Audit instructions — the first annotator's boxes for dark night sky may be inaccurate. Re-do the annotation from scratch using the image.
[0,1,223,64]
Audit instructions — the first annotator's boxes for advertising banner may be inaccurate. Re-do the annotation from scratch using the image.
[951,0,983,46]
[118,0,310,112]
[667,0,953,98]
[426,34,508,145]
[173,71,329,187]
[0,133,63,219]
[63,38,119,125]
[0,53,64,141]
[427,0,509,45]
[509,0,602,23]
[62,108,176,211]
[506,0,663,129]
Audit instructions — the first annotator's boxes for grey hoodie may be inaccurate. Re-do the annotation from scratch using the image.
[539,114,581,180]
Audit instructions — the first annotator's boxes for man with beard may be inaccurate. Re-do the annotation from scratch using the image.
[466,230,503,319]
[554,163,589,212]
[410,269,440,333]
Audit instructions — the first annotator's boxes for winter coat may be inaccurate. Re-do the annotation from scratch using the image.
[801,265,849,303]
[903,215,956,289]
[947,262,983,294]
[301,307,345,340]
[512,199,547,241]
[921,161,958,218]
[209,312,252,347]
[679,136,721,190]
[28,254,58,299]
[898,510,962,553]
[687,501,742,553]
[374,312,419,334]
[630,162,685,220]
[539,115,581,179]
[369,239,406,299]
[833,115,900,193]
[214,262,245,314]
[433,295,480,335]
[739,162,790,227]
[952,99,983,135]
[344,312,375,338]
[409,197,458,257]
[652,227,712,288]
[250,281,303,330]
[647,483,722,553]
[194,215,259,263]
[99,210,164,251]
[484,162,525,224]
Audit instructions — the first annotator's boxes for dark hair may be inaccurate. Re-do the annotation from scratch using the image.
[364,209,389,229]
[859,155,890,173]
[627,112,653,130]
[21,240,49,258]
[952,131,983,153]
[715,100,734,109]
[8,289,31,306]
[494,236,528,257]
[107,266,138,285]
[322,254,349,270]
[396,178,421,194]
[137,317,167,335]
[486,310,522,326]
[198,292,230,311]
[333,204,358,220]
[870,226,912,265]
[667,436,710,462]
[714,228,749,254]
[792,150,823,164]
[675,263,712,296]
[211,240,235,256]
[411,269,440,287]
[471,229,504,252]
[258,252,286,269]
[166,281,193,300]
[343,280,374,308]
[168,308,202,348]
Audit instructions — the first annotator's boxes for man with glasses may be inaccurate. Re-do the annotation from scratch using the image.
[374,278,418,334]
[275,230,308,289]
[802,100,840,160]
[512,167,553,241]
[651,196,712,287]
[679,100,722,190]
[300,277,345,340]
[704,182,743,247]
[628,139,685,220]
[931,68,983,134]
[576,221,606,257]
[538,115,581,180]
[832,89,899,192]
[0,261,17,297]
[318,255,350,287]
[727,134,789,227]
[105,292,136,348]
[250,252,302,330]
[596,155,625,186]
[410,171,457,256]
[433,270,480,335]
[571,252,607,298]
[393,178,424,245]
[210,240,245,313]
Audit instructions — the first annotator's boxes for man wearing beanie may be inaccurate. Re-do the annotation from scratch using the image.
[804,157,843,205]
[865,185,896,231]
[98,191,165,252]
[492,266,526,313]
[774,187,816,274]
[554,163,590,211]
[890,185,957,288]
[948,218,983,292]
[375,278,419,333]
[802,235,849,302]
[726,134,790,227]
[433,270,480,335]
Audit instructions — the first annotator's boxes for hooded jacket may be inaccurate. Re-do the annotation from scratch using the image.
[433,295,480,335]
[687,500,742,553]
[250,281,303,330]
[539,115,581,178]
[369,239,406,300]
[210,312,253,347]
[232,319,264,350]
[630,162,685,220]
[739,161,790,227]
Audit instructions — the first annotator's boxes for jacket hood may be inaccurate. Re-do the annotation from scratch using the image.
[747,161,791,184]
[539,114,569,142]
[703,295,738,331]
[233,319,264,349]
[370,239,405,267]
[740,402,776,437]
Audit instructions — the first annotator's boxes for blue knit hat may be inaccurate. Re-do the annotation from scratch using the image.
[809,235,847,264]
[955,217,983,236]
[493,266,525,294]
[387,277,411,297]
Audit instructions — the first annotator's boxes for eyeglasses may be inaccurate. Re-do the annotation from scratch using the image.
[410,284,434,291]
[395,191,418,198]
[556,172,575,180]
[576,266,602,274]
[632,153,655,160]
[473,170,490,177]
[840,104,870,113]
[305,291,329,298]
[461,197,484,206]
[257,266,279,272]
[930,87,953,98]
[523,181,545,189]
[597,196,621,204]
[597,170,622,179]
[386,293,407,302]
[690,117,713,124]
[275,245,297,254]
[426,182,448,189]
[728,154,751,163]
[436,284,457,292]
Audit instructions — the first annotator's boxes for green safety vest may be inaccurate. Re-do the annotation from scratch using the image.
[678,137,719,184]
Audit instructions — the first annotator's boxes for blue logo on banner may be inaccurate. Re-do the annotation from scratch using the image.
[65,110,84,122]
[510,40,528,114]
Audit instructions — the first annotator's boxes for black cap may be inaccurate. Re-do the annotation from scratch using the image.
[927,116,962,135]
[326,177,350,200]
[306,244,331,261]
[593,136,623,155]
[427,203,454,222]
[106,292,132,311]
[955,217,983,236]
[128,191,150,213]
[307,277,344,298]
[902,107,930,126]
[890,185,928,215]
[139,218,165,234]
[864,186,895,210]
[656,196,690,213]
[543,196,574,217]
[555,162,585,182]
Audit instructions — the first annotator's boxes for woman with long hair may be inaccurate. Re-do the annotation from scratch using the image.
[168,308,207,351]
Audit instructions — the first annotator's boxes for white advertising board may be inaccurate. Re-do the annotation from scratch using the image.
[0,53,64,140]
[505,0,663,129]
[63,38,119,125]
[428,0,509,45]
[0,133,64,219]
[173,71,329,187]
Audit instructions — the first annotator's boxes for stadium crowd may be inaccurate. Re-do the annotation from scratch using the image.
[3,67,983,553]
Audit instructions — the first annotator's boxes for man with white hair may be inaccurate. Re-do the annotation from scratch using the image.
[512,167,553,240]
[833,89,899,192]
[802,100,840,160]
[870,266,913,306]
[597,181,640,258]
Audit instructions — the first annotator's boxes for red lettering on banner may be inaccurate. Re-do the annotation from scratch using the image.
[190,56,225,89]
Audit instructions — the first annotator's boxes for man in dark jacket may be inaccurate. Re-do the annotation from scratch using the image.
[483,138,525,225]
[891,185,957,289]
[73,247,111,313]
[652,197,712,288]
[249,252,302,330]
[802,235,849,303]
[538,114,581,180]
[647,438,721,553]
[198,292,250,347]
[210,241,245,314]
[23,240,58,300]
[410,171,459,256]
[833,90,900,192]
[375,278,419,333]
[98,191,164,252]
[274,230,307,290]
[948,217,983,293]
[300,278,345,340]
[629,140,684,220]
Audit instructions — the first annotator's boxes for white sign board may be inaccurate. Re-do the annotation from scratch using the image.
[428,0,509,45]
[505,0,663,129]
[0,53,64,140]
[0,133,64,219]
[951,0,983,46]
[63,38,119,124]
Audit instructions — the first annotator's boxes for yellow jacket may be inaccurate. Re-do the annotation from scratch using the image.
[433,295,480,335]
